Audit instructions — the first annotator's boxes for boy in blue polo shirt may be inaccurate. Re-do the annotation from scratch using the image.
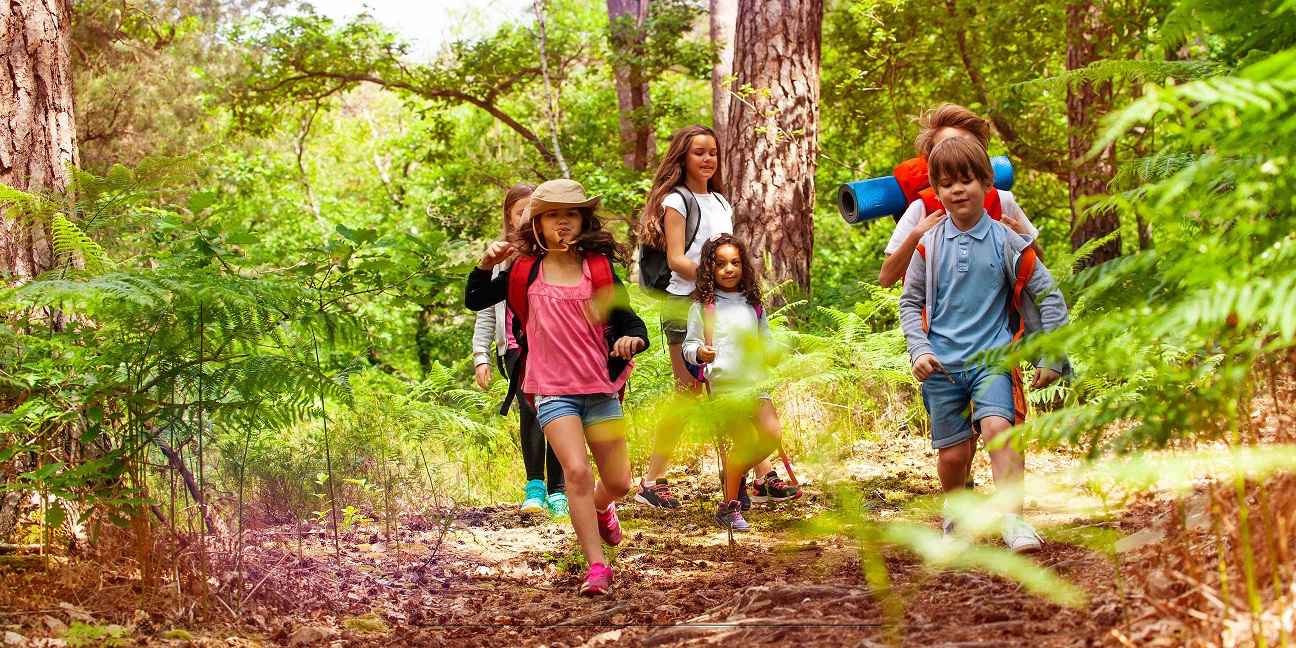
[899,137,1069,553]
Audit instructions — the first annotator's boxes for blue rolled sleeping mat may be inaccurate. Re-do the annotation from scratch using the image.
[837,156,1016,224]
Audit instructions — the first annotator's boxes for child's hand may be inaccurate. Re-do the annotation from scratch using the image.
[1000,207,1031,236]
[474,363,492,391]
[478,240,515,270]
[1031,367,1062,389]
[911,353,943,382]
[914,209,947,236]
[697,345,717,363]
[610,336,645,359]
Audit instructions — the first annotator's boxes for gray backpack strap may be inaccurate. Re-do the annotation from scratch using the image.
[673,186,702,250]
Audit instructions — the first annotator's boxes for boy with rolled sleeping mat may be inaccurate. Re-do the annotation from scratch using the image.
[899,137,1069,554]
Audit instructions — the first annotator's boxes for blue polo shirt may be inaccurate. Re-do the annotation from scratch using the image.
[928,213,1012,371]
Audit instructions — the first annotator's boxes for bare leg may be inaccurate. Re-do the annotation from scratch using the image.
[644,342,701,482]
[936,438,974,495]
[544,416,608,566]
[585,420,632,512]
[979,416,1023,515]
[724,400,782,501]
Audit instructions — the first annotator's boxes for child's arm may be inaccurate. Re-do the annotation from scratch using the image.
[681,302,706,364]
[880,205,947,288]
[471,307,497,390]
[464,242,513,311]
[607,273,650,358]
[898,250,944,381]
[1023,259,1070,384]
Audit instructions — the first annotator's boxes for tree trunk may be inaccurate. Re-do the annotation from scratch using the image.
[709,0,737,145]
[0,0,78,282]
[723,0,822,298]
[1065,0,1120,268]
[607,0,655,171]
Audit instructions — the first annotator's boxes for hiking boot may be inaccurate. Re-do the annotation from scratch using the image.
[635,478,682,510]
[1002,514,1042,554]
[596,502,622,546]
[713,500,751,533]
[520,479,547,514]
[546,492,569,519]
[579,562,613,596]
[738,474,751,511]
[752,470,801,504]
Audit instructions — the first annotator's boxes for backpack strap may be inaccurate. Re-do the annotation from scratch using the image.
[673,186,703,252]
[501,256,542,416]
[985,188,1004,220]
[703,302,716,348]
[1010,247,1037,342]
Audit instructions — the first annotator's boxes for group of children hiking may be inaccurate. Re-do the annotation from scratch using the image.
[464,104,1070,596]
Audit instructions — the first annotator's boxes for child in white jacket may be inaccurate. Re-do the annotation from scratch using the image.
[682,234,798,532]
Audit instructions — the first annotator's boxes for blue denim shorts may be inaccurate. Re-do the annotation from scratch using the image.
[920,365,1016,449]
[534,393,624,429]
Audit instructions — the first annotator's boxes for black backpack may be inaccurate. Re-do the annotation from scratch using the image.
[638,186,702,296]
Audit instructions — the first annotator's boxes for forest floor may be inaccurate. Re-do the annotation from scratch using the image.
[0,430,1202,648]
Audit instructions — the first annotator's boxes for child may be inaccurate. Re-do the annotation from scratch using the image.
[879,104,1043,288]
[681,234,795,532]
[471,183,567,517]
[464,179,649,595]
[898,137,1068,553]
[635,124,733,510]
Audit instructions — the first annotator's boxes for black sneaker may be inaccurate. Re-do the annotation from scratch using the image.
[752,470,800,503]
[738,474,751,511]
[635,478,682,510]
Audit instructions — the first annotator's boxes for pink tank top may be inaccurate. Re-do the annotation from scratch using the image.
[521,259,631,396]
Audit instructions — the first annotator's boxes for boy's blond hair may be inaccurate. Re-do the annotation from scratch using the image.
[915,104,992,158]
[927,137,994,189]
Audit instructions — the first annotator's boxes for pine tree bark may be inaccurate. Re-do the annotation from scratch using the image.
[723,0,822,297]
[709,0,737,144]
[0,0,78,283]
[607,0,655,171]
[1066,0,1120,268]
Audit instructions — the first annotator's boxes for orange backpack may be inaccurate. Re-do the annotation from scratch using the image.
[893,157,1004,221]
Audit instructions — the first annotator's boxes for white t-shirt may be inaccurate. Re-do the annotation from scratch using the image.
[883,189,1037,256]
[662,190,733,296]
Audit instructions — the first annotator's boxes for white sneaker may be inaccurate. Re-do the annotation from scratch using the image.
[1002,514,1042,554]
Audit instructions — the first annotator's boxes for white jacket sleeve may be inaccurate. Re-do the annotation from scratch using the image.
[681,302,705,365]
[471,306,497,367]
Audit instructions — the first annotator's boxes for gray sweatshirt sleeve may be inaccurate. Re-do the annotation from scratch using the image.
[898,250,934,364]
[1023,260,1070,373]
[681,302,705,365]
[471,306,498,367]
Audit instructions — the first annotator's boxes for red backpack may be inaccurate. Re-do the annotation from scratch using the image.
[893,157,1004,221]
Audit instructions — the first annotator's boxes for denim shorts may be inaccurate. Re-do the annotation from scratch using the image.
[920,365,1016,449]
[534,393,624,429]
[660,294,691,346]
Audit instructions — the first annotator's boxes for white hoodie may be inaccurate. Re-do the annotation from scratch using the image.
[681,290,772,390]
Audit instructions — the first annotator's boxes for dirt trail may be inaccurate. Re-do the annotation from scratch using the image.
[0,435,1153,647]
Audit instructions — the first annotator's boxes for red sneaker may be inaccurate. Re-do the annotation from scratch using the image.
[596,502,622,546]
[580,562,613,596]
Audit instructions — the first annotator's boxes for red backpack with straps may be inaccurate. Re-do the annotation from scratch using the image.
[893,157,1004,220]
[913,243,1035,425]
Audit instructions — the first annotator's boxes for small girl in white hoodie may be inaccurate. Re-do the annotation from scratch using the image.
[682,234,796,533]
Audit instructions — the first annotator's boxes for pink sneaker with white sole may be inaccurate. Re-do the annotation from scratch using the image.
[596,502,622,546]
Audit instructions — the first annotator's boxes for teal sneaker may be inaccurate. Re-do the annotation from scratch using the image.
[546,492,569,519]
[520,479,547,514]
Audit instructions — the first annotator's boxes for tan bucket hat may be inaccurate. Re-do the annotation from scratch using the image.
[526,179,602,217]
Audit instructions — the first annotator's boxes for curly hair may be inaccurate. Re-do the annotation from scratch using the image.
[510,206,633,267]
[914,104,991,158]
[639,125,726,250]
[692,233,762,309]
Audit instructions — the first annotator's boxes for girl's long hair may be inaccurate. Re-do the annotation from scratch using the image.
[501,182,536,239]
[510,206,633,267]
[692,233,762,309]
[639,124,725,250]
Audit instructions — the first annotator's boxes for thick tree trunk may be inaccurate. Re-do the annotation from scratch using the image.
[607,0,655,171]
[709,0,737,144]
[723,0,822,297]
[1065,0,1120,268]
[0,0,78,282]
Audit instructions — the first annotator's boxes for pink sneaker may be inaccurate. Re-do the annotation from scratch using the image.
[580,562,613,596]
[596,502,622,546]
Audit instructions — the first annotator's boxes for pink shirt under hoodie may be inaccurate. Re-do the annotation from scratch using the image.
[522,259,631,396]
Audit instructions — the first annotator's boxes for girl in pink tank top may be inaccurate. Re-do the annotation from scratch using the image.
[464,179,649,597]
